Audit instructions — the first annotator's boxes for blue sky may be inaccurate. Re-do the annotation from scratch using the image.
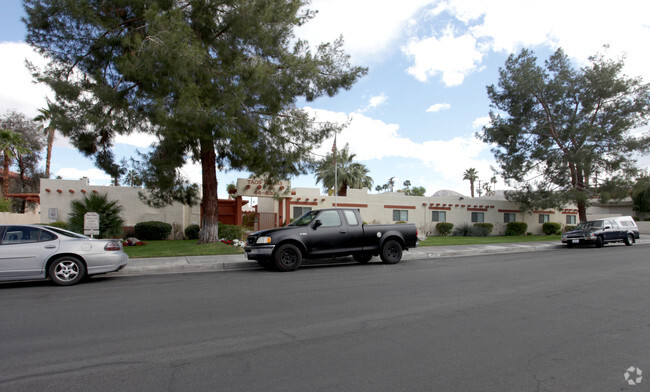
[2,0,649,198]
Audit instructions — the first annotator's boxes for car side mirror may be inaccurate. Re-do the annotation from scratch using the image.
[313,220,322,229]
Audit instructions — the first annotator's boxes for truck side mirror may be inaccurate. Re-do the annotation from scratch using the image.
[604,226,610,230]
[313,220,322,229]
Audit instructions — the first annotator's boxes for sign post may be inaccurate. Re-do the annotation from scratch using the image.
[84,212,100,237]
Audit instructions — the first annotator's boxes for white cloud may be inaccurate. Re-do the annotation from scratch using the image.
[295,0,434,63]
[360,93,388,112]
[406,0,650,85]
[115,132,158,149]
[55,167,112,183]
[402,26,485,86]
[427,103,451,113]
[306,107,493,193]
[0,42,51,117]
[472,116,490,129]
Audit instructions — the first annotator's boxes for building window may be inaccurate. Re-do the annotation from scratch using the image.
[504,213,516,223]
[538,214,550,223]
[393,210,408,221]
[432,211,446,222]
[471,212,484,223]
[293,206,311,219]
[566,215,576,225]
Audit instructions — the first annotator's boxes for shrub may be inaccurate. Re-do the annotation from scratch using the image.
[435,222,454,236]
[473,223,493,237]
[218,223,244,241]
[135,221,172,240]
[46,221,69,230]
[67,193,124,238]
[505,222,527,236]
[542,222,562,235]
[0,198,11,212]
[185,224,200,240]
[452,223,475,237]
[564,225,576,232]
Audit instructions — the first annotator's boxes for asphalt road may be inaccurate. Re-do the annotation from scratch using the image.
[1,245,650,392]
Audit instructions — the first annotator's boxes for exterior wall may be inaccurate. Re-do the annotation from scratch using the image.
[269,187,576,236]
[39,179,201,230]
[0,211,40,225]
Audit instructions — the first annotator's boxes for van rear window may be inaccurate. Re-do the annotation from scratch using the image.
[620,220,635,227]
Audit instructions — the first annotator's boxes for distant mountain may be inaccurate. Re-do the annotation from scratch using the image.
[432,189,465,198]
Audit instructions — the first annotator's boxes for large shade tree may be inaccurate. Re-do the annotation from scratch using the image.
[24,0,366,243]
[480,48,650,222]
[314,143,373,196]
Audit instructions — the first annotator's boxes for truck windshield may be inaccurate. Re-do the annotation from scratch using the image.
[289,211,318,226]
[576,221,603,230]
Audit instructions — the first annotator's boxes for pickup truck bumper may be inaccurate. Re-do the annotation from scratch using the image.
[244,245,275,260]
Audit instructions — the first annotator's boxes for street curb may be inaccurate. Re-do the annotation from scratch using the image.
[115,239,649,276]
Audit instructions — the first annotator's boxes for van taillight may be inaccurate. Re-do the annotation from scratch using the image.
[104,241,121,251]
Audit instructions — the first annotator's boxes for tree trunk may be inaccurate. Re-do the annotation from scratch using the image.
[470,181,475,198]
[198,138,219,244]
[45,127,54,178]
[2,154,9,200]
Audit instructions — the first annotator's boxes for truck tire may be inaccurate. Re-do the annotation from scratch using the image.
[274,244,302,272]
[380,240,402,264]
[595,236,604,248]
[624,234,634,246]
[353,253,373,264]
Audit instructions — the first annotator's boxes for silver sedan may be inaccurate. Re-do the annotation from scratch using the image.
[0,224,128,286]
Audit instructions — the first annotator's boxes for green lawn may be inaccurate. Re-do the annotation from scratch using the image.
[123,239,244,258]
[418,235,561,247]
[123,235,561,258]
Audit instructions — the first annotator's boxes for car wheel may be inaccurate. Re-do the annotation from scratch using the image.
[624,234,634,246]
[353,253,373,264]
[595,236,604,248]
[48,256,86,286]
[274,244,302,272]
[380,240,403,264]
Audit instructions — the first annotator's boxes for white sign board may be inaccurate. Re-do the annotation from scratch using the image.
[84,212,100,236]
[48,208,58,221]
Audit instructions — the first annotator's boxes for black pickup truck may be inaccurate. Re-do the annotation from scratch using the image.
[244,208,418,271]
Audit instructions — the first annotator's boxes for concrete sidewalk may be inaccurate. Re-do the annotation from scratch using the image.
[115,238,650,276]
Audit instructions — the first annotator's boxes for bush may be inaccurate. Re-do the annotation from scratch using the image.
[542,222,562,235]
[564,225,576,232]
[135,221,172,240]
[218,223,244,241]
[435,222,454,236]
[0,198,11,212]
[185,224,200,240]
[67,193,125,238]
[505,222,527,236]
[46,221,69,230]
[452,223,475,237]
[473,223,493,237]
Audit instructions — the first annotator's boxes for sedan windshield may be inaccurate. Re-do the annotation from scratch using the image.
[289,211,318,226]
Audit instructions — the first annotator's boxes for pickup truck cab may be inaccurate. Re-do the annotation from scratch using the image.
[561,216,640,248]
[244,208,418,271]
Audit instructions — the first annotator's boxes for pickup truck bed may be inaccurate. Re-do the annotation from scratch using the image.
[244,208,418,271]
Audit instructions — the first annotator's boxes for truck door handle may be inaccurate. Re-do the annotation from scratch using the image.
[339,230,347,234]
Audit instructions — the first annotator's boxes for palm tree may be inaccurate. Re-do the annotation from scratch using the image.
[0,129,29,200]
[34,100,57,178]
[67,193,125,238]
[463,168,479,198]
[314,144,373,196]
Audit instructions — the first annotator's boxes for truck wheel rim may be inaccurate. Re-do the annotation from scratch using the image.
[280,250,297,266]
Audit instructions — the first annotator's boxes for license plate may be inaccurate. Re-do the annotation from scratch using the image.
[571,239,579,244]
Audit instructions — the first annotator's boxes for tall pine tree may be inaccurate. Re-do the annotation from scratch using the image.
[24,0,366,243]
